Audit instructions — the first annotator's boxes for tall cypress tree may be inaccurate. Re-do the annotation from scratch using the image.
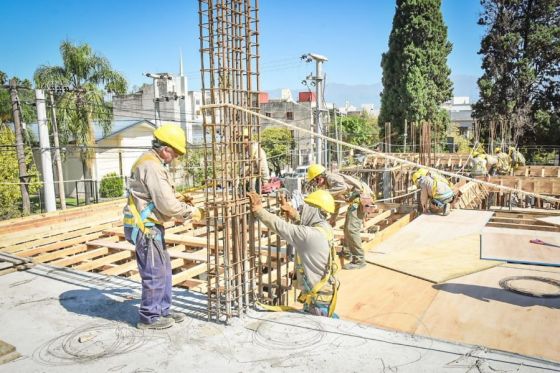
[379,0,453,147]
[473,0,560,146]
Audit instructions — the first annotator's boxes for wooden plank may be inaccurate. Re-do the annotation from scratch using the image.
[536,216,560,227]
[487,221,559,232]
[171,263,208,285]
[480,227,560,266]
[15,232,106,257]
[363,212,414,251]
[102,259,138,276]
[74,251,133,272]
[34,244,88,263]
[102,227,222,248]
[49,247,110,267]
[87,239,208,262]
[420,264,560,362]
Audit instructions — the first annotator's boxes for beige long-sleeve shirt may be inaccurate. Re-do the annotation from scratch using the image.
[254,207,333,295]
[123,150,195,223]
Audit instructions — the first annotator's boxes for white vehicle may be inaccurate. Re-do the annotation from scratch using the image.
[295,165,309,179]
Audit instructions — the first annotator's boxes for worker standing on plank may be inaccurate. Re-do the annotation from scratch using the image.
[248,190,339,317]
[242,128,270,193]
[306,164,373,270]
[123,124,202,330]
[412,168,454,216]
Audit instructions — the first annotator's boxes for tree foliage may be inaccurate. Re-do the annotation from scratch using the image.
[0,71,37,126]
[0,125,40,220]
[33,41,127,200]
[99,172,124,198]
[379,0,453,144]
[260,127,293,176]
[338,114,380,147]
[473,0,560,146]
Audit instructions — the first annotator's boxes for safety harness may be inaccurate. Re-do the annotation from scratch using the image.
[123,152,163,244]
[256,223,340,318]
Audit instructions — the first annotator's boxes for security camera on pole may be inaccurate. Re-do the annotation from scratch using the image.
[144,72,173,128]
[302,53,328,166]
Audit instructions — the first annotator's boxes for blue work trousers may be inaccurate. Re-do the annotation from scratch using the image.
[126,224,172,324]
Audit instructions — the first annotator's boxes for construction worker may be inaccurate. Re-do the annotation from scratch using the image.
[306,164,373,270]
[412,168,454,216]
[247,190,339,317]
[492,147,512,175]
[123,124,202,330]
[242,128,270,193]
[470,152,488,177]
[509,146,526,169]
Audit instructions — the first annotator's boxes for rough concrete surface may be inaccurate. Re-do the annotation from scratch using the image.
[0,265,559,372]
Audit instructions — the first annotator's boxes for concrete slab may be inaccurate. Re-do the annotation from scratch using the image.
[0,266,559,372]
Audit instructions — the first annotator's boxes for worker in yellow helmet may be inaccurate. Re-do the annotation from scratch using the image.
[412,168,454,216]
[242,128,270,193]
[491,146,512,175]
[307,164,375,270]
[248,190,339,318]
[470,152,488,177]
[123,124,202,330]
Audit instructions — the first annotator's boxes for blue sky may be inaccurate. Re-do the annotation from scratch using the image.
[0,0,485,103]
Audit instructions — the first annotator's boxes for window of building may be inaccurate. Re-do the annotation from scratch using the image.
[265,112,271,117]
[286,112,294,120]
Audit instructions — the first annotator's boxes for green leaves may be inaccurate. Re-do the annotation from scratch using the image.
[379,0,453,143]
[338,114,379,147]
[260,127,293,176]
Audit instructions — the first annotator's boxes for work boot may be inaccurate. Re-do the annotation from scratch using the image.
[442,203,451,216]
[137,317,174,330]
[164,311,187,323]
[343,261,366,270]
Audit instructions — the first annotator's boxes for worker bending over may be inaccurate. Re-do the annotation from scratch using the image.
[123,125,202,330]
[248,190,339,317]
[412,168,454,216]
[242,128,270,193]
[491,147,512,175]
[306,164,373,270]
[470,152,488,177]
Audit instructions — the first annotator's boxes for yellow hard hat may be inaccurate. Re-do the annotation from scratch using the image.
[508,146,515,153]
[304,190,335,214]
[412,168,428,184]
[154,125,186,155]
[306,164,326,182]
[495,147,501,153]
[472,151,479,158]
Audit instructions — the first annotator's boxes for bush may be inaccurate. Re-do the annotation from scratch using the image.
[100,172,124,198]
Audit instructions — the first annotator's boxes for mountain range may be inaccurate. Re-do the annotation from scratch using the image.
[268,74,480,108]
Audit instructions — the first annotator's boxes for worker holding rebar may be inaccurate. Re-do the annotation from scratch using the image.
[412,168,454,216]
[306,164,374,270]
[242,128,270,193]
[248,190,339,318]
[123,124,203,330]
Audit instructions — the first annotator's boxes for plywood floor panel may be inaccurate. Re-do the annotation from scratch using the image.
[420,264,560,362]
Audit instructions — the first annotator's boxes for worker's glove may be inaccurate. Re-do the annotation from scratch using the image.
[328,216,337,227]
[192,207,205,222]
[278,193,298,221]
[247,192,263,213]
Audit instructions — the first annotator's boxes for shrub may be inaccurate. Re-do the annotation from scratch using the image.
[100,172,124,198]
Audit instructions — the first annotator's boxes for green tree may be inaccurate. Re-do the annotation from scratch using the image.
[379,0,453,145]
[1,71,37,126]
[338,114,380,147]
[473,0,560,146]
[0,124,41,219]
[260,127,293,176]
[183,147,207,187]
[34,41,127,203]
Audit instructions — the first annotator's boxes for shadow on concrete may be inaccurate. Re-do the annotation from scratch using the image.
[59,288,140,325]
[432,283,560,309]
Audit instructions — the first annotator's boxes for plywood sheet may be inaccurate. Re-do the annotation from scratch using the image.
[370,210,494,255]
[366,234,501,283]
[335,264,438,333]
[537,216,560,227]
[481,227,560,266]
[420,264,560,362]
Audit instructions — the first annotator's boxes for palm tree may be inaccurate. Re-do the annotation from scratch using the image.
[34,41,127,203]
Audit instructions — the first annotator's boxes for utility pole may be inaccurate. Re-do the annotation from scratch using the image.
[303,53,328,165]
[403,119,408,153]
[36,89,56,212]
[145,72,173,127]
[8,79,31,215]
[48,90,66,209]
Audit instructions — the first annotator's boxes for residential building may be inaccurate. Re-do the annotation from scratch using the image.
[443,97,474,138]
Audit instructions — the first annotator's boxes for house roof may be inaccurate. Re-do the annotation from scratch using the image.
[94,119,156,141]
